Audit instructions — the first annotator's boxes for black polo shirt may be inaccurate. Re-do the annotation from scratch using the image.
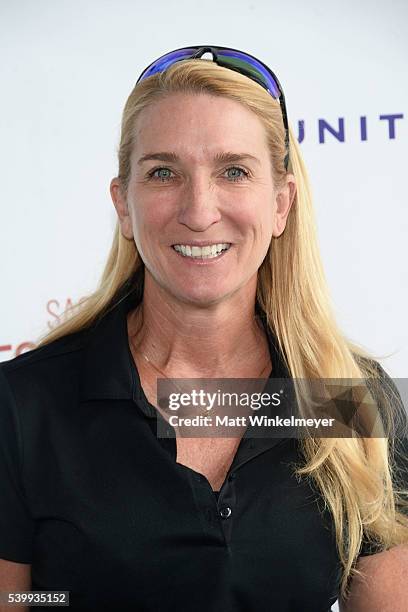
[0,284,406,611]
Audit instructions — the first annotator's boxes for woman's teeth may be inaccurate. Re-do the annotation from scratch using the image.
[172,243,231,259]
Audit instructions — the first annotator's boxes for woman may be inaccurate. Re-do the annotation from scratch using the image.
[1,45,407,612]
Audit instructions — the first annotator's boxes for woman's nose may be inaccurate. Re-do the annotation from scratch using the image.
[177,176,222,231]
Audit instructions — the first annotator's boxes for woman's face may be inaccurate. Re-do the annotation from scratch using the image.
[111,93,296,306]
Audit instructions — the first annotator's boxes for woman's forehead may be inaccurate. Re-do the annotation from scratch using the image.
[132,94,270,166]
[135,92,264,128]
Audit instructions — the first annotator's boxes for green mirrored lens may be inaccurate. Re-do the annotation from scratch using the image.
[217,55,269,89]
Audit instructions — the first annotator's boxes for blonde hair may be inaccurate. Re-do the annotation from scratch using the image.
[35,58,408,600]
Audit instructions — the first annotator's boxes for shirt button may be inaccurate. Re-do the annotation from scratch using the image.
[219,506,232,519]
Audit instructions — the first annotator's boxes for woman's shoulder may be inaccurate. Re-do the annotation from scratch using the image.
[1,328,87,373]
[0,328,89,409]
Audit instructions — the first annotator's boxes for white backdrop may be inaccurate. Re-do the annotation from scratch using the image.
[1,1,407,608]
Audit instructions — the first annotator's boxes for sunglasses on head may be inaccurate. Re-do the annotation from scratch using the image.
[136,45,290,171]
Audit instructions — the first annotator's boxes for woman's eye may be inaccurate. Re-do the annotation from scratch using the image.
[224,166,249,182]
[146,166,249,183]
[147,167,175,182]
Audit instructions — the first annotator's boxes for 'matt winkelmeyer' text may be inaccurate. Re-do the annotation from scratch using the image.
[168,415,335,428]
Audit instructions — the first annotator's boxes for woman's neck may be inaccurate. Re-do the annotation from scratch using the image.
[127,279,271,379]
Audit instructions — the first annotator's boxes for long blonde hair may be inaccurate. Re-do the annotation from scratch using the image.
[35,59,408,600]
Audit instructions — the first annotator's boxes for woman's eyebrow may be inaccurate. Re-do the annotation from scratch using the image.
[137,151,261,166]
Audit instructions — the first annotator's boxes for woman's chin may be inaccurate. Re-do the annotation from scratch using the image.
[173,286,232,307]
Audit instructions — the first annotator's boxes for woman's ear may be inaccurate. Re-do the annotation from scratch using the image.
[110,178,134,240]
[272,174,297,237]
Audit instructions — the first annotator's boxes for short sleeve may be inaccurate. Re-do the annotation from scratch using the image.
[359,361,408,557]
[0,365,34,562]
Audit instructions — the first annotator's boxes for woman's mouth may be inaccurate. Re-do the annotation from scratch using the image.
[172,243,232,260]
